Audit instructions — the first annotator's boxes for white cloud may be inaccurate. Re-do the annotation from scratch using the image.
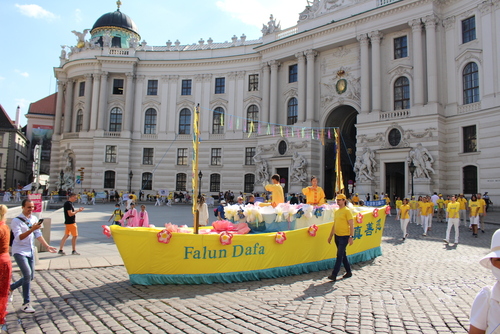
[216,0,305,30]
[14,69,29,77]
[0,76,5,81]
[74,8,82,23]
[15,4,58,21]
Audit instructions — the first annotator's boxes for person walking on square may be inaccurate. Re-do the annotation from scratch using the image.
[477,193,487,233]
[443,196,460,244]
[457,194,468,226]
[197,195,209,226]
[10,200,57,313]
[0,205,11,328]
[138,205,149,227]
[469,194,481,238]
[58,193,84,255]
[409,196,418,224]
[398,198,410,240]
[395,197,403,218]
[108,203,123,226]
[327,194,354,282]
[437,194,445,223]
[469,229,500,333]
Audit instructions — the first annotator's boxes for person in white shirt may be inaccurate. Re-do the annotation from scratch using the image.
[10,199,57,313]
[469,229,500,334]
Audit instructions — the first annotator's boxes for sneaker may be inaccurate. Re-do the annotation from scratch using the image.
[58,250,65,256]
[443,239,449,244]
[71,250,80,255]
[482,230,485,233]
[422,233,426,236]
[8,290,13,303]
[405,233,409,239]
[343,272,352,279]
[327,275,337,282]
[22,303,35,313]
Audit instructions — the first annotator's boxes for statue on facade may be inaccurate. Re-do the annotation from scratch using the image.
[129,37,138,49]
[354,146,377,182]
[407,143,435,179]
[71,29,90,48]
[354,156,372,182]
[261,14,281,36]
[290,152,308,183]
[253,147,270,185]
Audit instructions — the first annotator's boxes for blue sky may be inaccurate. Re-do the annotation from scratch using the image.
[0,0,307,125]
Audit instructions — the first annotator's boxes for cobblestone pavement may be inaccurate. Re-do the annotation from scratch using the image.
[5,206,498,333]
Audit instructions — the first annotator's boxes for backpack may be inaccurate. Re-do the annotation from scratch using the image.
[213,207,218,217]
[9,216,29,247]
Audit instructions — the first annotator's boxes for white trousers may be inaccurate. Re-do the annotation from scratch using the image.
[459,210,467,226]
[445,218,459,243]
[421,215,430,234]
[400,218,410,237]
[410,209,417,223]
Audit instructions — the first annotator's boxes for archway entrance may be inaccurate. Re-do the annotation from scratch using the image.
[324,105,358,199]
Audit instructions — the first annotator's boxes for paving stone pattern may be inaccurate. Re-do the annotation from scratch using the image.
[5,209,498,333]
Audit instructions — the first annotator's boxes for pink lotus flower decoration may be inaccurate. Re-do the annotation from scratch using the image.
[308,224,318,237]
[101,225,111,238]
[157,229,172,244]
[372,208,379,218]
[219,231,233,245]
[385,206,391,215]
[356,213,363,224]
[275,231,287,244]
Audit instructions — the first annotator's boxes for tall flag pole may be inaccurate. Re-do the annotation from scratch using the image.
[335,128,345,195]
[192,104,200,233]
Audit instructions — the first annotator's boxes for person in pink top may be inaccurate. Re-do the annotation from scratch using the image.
[139,205,149,227]
[120,203,139,227]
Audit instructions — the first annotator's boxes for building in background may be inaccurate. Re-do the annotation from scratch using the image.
[37,0,498,200]
[0,105,29,190]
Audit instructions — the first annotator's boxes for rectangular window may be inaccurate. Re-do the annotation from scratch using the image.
[79,82,85,97]
[105,145,117,163]
[215,77,225,94]
[244,174,255,193]
[245,147,255,165]
[176,173,187,191]
[210,174,221,193]
[248,74,259,91]
[181,79,192,95]
[394,36,408,59]
[147,80,158,95]
[463,125,477,153]
[113,79,124,95]
[462,16,476,44]
[211,148,222,166]
[177,148,188,165]
[143,148,154,165]
[289,64,298,83]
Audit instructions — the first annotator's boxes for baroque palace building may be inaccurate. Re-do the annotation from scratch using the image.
[40,0,499,199]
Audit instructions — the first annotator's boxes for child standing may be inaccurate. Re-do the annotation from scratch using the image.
[139,205,149,227]
[108,204,123,226]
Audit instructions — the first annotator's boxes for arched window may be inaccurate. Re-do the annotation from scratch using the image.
[144,108,157,134]
[287,98,298,125]
[142,172,153,190]
[394,77,410,110]
[109,107,122,132]
[210,174,221,193]
[463,165,477,194]
[463,62,479,105]
[176,173,187,191]
[178,108,191,134]
[75,109,83,132]
[212,107,225,134]
[246,105,259,132]
[244,174,255,193]
[104,171,115,189]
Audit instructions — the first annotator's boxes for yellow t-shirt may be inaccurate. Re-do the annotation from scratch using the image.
[418,201,425,215]
[425,202,434,215]
[457,197,467,210]
[374,194,379,200]
[395,200,403,209]
[469,200,481,217]
[384,197,391,205]
[302,186,326,205]
[447,202,460,219]
[399,204,410,219]
[437,199,445,209]
[265,183,284,206]
[409,200,418,210]
[351,195,359,203]
[334,206,354,236]
[478,198,486,214]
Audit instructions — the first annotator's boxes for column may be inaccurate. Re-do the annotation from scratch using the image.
[54,79,65,135]
[261,63,270,124]
[124,73,135,132]
[90,73,101,130]
[409,19,424,106]
[201,74,211,134]
[83,74,93,131]
[369,32,383,112]
[227,72,236,120]
[443,17,456,105]
[305,49,317,120]
[296,52,306,122]
[193,75,203,132]
[133,75,144,133]
[357,34,370,113]
[97,72,109,130]
[159,75,169,134]
[236,71,245,119]
[63,80,74,133]
[424,15,439,104]
[167,75,178,134]
[479,1,495,97]
[269,60,280,125]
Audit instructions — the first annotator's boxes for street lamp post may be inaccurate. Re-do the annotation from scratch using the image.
[128,170,133,193]
[198,170,203,198]
[409,161,416,198]
[59,169,64,192]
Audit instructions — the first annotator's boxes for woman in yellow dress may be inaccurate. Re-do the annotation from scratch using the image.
[302,176,326,206]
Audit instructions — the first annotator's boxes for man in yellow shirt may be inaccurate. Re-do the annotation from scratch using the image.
[351,193,360,205]
[395,197,403,217]
[419,196,433,236]
[327,194,354,282]
[469,194,481,237]
[302,176,326,206]
[409,196,418,224]
[437,194,446,223]
[398,198,410,240]
[457,194,468,226]
[477,193,487,233]
[444,196,460,244]
[384,194,391,216]
[265,174,284,208]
